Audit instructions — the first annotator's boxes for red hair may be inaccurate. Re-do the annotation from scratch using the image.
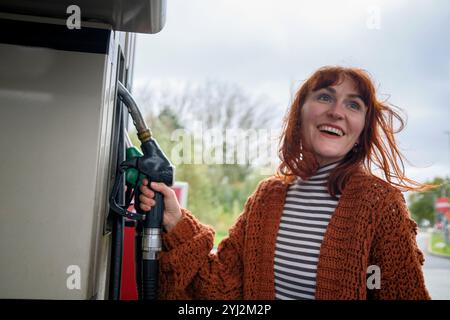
[277,66,432,195]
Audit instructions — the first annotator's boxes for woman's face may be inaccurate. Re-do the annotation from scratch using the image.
[300,77,367,167]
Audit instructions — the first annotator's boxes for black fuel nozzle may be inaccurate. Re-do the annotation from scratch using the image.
[133,137,174,231]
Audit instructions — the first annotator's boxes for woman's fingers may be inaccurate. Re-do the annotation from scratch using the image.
[140,182,155,198]
[139,179,155,211]
[139,193,155,206]
[136,181,182,231]
[141,179,171,198]
[138,182,180,226]
[150,182,175,198]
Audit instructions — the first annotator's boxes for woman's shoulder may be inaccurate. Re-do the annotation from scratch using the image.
[344,169,409,224]
[254,175,292,193]
[345,170,412,229]
[346,169,403,198]
[244,175,291,207]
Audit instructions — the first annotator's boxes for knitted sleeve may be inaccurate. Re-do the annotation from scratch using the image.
[368,190,431,300]
[157,187,257,299]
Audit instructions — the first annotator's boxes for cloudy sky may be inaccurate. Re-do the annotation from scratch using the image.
[133,0,450,183]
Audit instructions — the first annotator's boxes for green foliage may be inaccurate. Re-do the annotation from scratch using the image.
[408,177,450,226]
[430,231,450,256]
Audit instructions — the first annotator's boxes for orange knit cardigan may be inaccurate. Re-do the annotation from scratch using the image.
[158,169,430,300]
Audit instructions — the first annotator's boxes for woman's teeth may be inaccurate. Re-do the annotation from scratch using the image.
[318,125,344,137]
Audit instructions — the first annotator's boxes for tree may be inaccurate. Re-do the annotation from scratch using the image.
[408,177,450,226]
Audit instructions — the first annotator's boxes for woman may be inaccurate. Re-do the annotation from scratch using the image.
[139,66,431,300]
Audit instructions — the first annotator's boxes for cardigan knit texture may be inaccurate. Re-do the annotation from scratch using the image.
[158,169,430,300]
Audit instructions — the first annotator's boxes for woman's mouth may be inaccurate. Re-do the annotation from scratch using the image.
[317,125,345,137]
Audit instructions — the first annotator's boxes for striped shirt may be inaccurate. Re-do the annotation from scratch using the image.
[274,161,341,300]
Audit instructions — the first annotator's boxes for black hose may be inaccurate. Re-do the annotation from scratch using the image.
[117,82,151,143]
[142,260,159,300]
[108,93,126,300]
[135,221,143,299]
[109,214,124,300]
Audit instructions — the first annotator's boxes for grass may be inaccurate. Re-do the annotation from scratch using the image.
[430,231,450,257]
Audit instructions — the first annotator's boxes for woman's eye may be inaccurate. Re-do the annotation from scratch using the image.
[317,93,332,102]
[348,101,361,110]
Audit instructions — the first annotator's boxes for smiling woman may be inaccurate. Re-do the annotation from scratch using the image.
[278,66,433,196]
[138,65,435,300]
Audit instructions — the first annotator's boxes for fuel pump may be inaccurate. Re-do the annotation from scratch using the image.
[110,82,174,300]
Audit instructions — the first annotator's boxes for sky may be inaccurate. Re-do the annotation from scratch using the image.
[133,0,450,184]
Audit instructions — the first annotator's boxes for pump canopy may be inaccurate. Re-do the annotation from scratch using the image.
[0,0,166,34]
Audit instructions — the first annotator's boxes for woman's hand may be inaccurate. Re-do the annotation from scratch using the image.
[138,179,182,232]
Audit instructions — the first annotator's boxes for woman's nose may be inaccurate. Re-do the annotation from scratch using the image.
[327,101,345,120]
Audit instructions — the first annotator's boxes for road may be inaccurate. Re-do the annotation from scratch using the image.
[417,232,450,300]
